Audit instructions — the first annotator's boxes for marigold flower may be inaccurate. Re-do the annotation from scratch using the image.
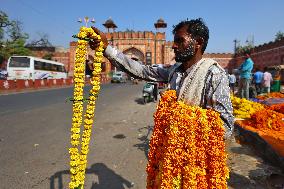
[69,26,104,189]
[147,90,229,189]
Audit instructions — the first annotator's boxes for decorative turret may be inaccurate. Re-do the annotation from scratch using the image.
[154,18,167,29]
[103,17,117,32]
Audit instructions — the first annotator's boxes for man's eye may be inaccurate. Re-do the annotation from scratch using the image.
[174,38,183,43]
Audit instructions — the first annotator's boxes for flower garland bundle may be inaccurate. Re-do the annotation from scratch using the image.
[231,96,264,119]
[269,103,284,114]
[147,90,229,189]
[243,109,284,131]
[69,27,104,189]
[256,92,284,100]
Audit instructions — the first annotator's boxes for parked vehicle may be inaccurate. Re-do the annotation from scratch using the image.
[0,70,7,80]
[111,71,127,83]
[7,56,67,80]
[142,82,156,104]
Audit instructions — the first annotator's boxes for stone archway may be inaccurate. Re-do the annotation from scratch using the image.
[123,47,145,64]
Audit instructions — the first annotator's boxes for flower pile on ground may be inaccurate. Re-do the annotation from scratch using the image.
[268,103,284,114]
[256,92,284,100]
[231,96,265,119]
[147,90,229,189]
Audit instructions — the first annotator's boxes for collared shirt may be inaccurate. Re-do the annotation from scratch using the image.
[228,74,236,84]
[104,46,234,138]
[263,72,273,87]
[239,58,254,79]
[253,71,264,84]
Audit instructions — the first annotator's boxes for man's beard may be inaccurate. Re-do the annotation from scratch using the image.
[175,43,195,63]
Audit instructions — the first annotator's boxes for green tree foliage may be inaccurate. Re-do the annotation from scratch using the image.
[235,45,253,55]
[0,11,31,64]
[275,31,284,41]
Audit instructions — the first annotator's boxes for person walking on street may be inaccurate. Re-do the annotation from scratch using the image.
[228,72,236,94]
[262,67,273,93]
[238,50,254,99]
[253,68,264,95]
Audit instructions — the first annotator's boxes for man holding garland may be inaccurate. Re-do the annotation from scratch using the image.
[89,18,234,139]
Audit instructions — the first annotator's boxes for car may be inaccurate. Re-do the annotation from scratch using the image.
[0,70,7,80]
[111,72,127,83]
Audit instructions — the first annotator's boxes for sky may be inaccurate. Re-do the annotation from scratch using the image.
[1,0,284,53]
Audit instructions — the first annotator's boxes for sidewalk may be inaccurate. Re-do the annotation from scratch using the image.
[227,136,284,189]
[0,85,73,95]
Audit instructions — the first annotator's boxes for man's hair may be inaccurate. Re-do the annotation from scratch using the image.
[172,18,209,54]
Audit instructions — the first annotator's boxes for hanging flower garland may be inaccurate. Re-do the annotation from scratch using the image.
[147,90,229,189]
[69,27,104,189]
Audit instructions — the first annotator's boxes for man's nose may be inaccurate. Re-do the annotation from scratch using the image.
[172,43,177,49]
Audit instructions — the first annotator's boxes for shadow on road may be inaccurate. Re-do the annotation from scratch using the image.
[228,171,252,189]
[133,125,153,159]
[134,97,145,105]
[50,163,133,189]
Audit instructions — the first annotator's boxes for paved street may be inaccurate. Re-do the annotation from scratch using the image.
[0,82,156,189]
[0,82,283,189]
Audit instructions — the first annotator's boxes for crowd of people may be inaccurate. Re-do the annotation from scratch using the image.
[228,51,281,99]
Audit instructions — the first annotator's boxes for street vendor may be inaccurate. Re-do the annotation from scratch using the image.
[88,18,234,139]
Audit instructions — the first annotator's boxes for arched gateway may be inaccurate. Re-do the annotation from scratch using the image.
[123,47,145,64]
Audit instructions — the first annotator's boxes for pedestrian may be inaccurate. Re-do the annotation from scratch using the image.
[89,18,234,139]
[253,67,264,95]
[273,69,281,92]
[238,49,254,99]
[228,71,236,94]
[262,67,273,93]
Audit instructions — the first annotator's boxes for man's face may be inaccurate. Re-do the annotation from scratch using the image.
[172,26,196,63]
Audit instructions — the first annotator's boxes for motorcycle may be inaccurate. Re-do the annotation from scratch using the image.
[142,82,157,104]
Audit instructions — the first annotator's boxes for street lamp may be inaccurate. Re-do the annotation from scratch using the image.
[77,16,95,27]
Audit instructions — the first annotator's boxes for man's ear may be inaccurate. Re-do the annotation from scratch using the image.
[195,37,204,50]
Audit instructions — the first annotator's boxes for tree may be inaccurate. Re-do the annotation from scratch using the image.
[26,32,52,47]
[275,31,284,41]
[0,11,11,40]
[235,44,253,56]
[0,11,31,64]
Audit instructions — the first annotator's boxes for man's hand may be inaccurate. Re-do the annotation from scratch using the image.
[89,27,108,51]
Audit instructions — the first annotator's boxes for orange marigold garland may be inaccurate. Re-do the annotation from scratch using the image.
[269,103,284,114]
[256,92,284,100]
[147,90,229,189]
[242,109,284,131]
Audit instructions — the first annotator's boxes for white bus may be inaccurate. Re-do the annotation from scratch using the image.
[7,56,67,80]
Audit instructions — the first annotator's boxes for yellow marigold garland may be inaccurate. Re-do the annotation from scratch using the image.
[147,90,229,189]
[231,95,265,119]
[69,27,104,189]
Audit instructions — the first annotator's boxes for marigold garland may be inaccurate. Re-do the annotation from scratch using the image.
[147,90,229,189]
[69,27,104,189]
[256,92,284,100]
[238,109,284,132]
[231,96,265,119]
[268,103,284,114]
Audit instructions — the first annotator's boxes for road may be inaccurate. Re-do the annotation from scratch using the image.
[0,82,283,189]
[0,82,156,189]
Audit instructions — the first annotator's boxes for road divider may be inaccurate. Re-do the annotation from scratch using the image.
[0,74,110,93]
